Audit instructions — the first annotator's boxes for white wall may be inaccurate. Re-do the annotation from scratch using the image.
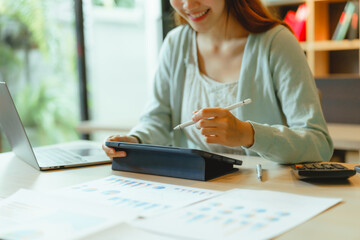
[85,0,162,141]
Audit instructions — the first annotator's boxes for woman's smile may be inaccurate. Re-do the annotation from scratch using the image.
[187,9,210,22]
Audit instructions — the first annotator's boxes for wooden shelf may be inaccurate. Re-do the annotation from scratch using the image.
[316,73,360,78]
[314,73,360,78]
[314,0,349,3]
[299,41,309,50]
[269,0,360,76]
[310,40,360,51]
[265,0,305,7]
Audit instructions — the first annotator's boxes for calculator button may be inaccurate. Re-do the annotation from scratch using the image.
[303,164,316,169]
[330,164,346,169]
[295,164,305,170]
[292,162,356,179]
[312,164,325,169]
[321,164,334,169]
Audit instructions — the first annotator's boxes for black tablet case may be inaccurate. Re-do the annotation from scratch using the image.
[106,142,239,181]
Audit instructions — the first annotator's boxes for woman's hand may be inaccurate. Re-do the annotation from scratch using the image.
[102,135,139,160]
[192,108,254,148]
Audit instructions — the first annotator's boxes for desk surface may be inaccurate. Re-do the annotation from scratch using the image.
[1,141,359,240]
[327,123,360,151]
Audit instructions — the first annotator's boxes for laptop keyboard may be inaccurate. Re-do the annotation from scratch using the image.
[35,148,86,166]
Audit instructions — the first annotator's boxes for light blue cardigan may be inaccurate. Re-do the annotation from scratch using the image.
[129,24,333,164]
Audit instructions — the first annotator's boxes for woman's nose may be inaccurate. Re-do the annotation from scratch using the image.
[182,0,200,11]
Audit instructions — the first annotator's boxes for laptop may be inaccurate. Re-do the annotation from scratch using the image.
[0,82,111,170]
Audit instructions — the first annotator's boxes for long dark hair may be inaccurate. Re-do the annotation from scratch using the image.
[174,0,291,33]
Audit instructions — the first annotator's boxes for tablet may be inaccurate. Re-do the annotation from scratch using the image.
[105,141,242,181]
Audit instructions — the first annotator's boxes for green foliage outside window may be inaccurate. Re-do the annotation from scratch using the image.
[0,0,79,151]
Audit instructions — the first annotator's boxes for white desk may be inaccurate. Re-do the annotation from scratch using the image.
[327,123,360,151]
[0,141,359,240]
[328,123,360,162]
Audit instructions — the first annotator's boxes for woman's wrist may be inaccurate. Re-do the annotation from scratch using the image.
[129,135,142,144]
[242,122,255,148]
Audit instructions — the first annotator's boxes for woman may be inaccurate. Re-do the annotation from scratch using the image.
[102,0,333,163]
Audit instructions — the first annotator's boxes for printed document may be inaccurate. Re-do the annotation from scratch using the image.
[0,189,128,240]
[53,175,221,217]
[132,189,341,240]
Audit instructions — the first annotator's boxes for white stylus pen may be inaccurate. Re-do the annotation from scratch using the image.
[173,98,252,130]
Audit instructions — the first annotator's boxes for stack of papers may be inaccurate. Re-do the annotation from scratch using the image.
[132,189,341,240]
[0,189,128,240]
[52,175,221,217]
[0,175,341,240]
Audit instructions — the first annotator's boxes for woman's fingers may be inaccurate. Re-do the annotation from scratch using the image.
[195,118,218,129]
[204,135,222,144]
[192,108,254,147]
[101,143,127,160]
[102,135,138,159]
[199,127,221,136]
[192,108,228,122]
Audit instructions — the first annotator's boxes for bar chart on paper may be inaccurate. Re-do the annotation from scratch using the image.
[0,189,126,240]
[53,175,221,218]
[133,189,341,240]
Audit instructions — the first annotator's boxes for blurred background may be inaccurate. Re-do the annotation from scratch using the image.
[0,0,174,151]
[0,0,81,150]
[0,0,359,163]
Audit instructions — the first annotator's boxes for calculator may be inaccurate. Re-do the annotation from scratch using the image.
[292,163,356,179]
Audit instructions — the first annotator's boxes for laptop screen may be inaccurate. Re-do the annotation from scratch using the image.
[0,82,40,170]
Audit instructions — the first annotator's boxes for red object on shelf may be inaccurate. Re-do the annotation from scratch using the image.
[284,3,308,41]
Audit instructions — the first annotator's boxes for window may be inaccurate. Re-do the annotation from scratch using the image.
[0,0,79,151]
[84,0,163,141]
